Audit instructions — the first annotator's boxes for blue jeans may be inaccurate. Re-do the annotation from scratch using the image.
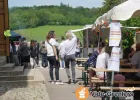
[42,54,47,67]
[75,52,81,58]
[61,60,65,68]
[47,56,59,81]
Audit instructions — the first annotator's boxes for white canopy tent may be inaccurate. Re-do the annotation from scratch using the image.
[91,1,140,99]
[106,0,140,21]
[92,0,140,28]
[94,16,103,26]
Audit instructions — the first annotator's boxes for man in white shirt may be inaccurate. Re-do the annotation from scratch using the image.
[61,31,77,84]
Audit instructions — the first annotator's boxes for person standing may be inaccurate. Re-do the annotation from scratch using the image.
[59,36,65,69]
[19,39,30,68]
[35,40,40,66]
[11,41,19,66]
[75,38,82,66]
[61,31,77,84]
[45,30,62,84]
[75,38,81,58]
[40,41,48,67]
[30,40,38,68]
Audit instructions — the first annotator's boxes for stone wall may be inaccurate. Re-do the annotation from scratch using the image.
[0,56,6,66]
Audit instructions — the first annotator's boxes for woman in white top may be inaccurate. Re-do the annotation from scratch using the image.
[45,31,60,84]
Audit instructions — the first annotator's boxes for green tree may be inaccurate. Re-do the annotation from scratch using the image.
[9,4,99,29]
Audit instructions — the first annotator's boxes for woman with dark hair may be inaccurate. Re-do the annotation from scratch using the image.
[45,31,62,84]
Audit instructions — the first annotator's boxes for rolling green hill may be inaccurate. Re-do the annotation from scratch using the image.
[15,25,83,42]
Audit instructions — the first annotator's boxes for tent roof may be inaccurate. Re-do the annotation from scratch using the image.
[93,0,140,27]
[104,0,140,21]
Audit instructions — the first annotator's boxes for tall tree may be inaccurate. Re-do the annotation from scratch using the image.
[100,0,122,14]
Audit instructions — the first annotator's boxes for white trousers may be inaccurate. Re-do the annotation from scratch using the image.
[30,57,37,68]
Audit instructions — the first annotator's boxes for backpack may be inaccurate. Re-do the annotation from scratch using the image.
[40,44,47,54]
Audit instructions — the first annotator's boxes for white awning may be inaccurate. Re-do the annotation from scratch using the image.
[93,0,140,27]
[105,0,140,21]
[70,25,92,33]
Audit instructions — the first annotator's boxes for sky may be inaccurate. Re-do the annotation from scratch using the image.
[8,0,104,8]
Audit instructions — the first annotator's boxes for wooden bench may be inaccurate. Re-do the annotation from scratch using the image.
[91,79,140,84]
[100,86,140,91]
[76,58,88,62]
[89,68,140,88]
[76,67,140,72]
[77,67,140,86]
[90,68,140,84]
[91,68,140,72]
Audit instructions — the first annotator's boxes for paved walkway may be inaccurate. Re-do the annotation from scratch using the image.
[0,83,49,100]
[40,68,101,100]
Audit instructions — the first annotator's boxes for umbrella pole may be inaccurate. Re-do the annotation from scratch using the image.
[110,71,114,100]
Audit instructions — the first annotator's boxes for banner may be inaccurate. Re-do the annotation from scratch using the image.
[109,22,121,46]
[108,47,120,71]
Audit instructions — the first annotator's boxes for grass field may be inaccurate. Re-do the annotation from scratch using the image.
[15,25,83,42]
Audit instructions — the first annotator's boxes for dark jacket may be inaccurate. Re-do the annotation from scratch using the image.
[30,46,37,58]
[19,42,30,57]
[86,51,99,67]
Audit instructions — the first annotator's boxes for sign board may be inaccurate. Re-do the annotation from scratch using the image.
[109,22,121,46]
[108,47,120,71]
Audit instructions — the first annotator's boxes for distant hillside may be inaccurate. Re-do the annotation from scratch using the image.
[15,25,83,42]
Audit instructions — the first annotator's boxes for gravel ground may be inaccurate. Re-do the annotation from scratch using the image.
[0,84,50,100]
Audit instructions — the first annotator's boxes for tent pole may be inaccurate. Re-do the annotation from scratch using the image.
[98,25,101,49]
[110,21,122,100]
[110,71,114,100]
[86,29,89,48]
[86,29,89,57]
